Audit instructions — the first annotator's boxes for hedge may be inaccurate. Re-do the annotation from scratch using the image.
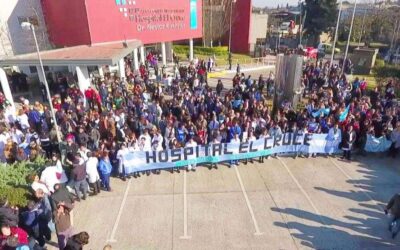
[373,65,400,81]
[375,59,385,68]
[0,157,46,207]
[173,45,229,56]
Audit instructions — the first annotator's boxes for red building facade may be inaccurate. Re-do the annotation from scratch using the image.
[41,0,203,46]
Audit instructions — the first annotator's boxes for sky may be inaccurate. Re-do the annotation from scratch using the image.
[253,0,361,8]
[253,0,300,8]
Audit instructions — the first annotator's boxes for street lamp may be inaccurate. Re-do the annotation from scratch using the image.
[228,0,237,54]
[21,21,62,145]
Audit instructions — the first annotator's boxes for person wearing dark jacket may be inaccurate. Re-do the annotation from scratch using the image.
[20,200,49,247]
[64,231,89,250]
[0,199,19,227]
[385,193,400,238]
[341,125,356,160]
[50,184,75,211]
[54,202,73,250]
[71,154,88,201]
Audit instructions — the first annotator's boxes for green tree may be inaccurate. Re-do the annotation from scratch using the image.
[303,0,338,46]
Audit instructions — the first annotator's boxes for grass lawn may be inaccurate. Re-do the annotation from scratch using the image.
[351,74,378,91]
[175,53,253,67]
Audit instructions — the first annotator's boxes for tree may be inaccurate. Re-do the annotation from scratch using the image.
[338,6,400,45]
[302,0,338,46]
[203,0,238,47]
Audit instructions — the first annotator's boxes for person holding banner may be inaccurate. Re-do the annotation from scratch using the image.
[389,123,400,158]
[259,128,270,162]
[327,123,342,156]
[208,136,220,170]
[98,152,112,192]
[116,143,129,181]
[341,125,356,161]
[185,136,197,171]
[244,130,257,165]
[229,133,241,167]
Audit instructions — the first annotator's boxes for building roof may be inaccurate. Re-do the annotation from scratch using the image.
[0,40,142,66]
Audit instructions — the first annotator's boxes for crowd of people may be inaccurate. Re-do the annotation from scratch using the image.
[0,51,400,249]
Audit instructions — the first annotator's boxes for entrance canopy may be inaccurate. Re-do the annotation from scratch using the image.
[0,39,142,66]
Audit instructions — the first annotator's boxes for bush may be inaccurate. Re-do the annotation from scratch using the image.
[369,42,389,49]
[173,45,229,56]
[375,59,385,68]
[373,65,400,80]
[0,157,46,207]
[0,186,32,207]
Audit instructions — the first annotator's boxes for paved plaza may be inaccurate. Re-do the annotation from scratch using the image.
[67,155,400,249]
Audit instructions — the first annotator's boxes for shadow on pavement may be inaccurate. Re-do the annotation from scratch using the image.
[271,156,400,249]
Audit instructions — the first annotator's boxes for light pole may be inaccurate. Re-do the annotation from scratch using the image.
[330,0,343,70]
[228,0,237,54]
[21,21,62,144]
[343,0,357,71]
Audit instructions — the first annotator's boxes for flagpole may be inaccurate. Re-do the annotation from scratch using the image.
[330,0,343,70]
[343,0,357,72]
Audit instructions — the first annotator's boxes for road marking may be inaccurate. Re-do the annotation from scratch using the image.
[278,158,326,225]
[107,178,132,242]
[254,163,299,249]
[180,170,191,239]
[234,166,264,236]
[329,158,384,210]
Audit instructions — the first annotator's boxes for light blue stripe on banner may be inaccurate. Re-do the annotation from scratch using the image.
[190,0,198,30]
[116,0,121,5]
[174,149,272,167]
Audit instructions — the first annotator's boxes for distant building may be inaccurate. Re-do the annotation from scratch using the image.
[0,0,51,58]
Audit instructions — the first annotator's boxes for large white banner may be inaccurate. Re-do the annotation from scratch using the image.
[123,133,341,173]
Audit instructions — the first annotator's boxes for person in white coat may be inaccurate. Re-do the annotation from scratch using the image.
[117,143,130,180]
[85,152,100,195]
[327,123,342,156]
[40,153,68,193]
[230,133,241,167]
[185,136,198,171]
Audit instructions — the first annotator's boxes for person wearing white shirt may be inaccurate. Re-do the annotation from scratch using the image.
[139,131,152,176]
[0,130,10,162]
[40,157,68,193]
[259,128,270,162]
[185,137,198,171]
[17,110,30,131]
[244,130,257,165]
[10,127,24,144]
[30,174,50,195]
[78,145,90,162]
[152,130,164,150]
[139,130,152,151]
[327,123,342,156]
[86,152,100,195]
[117,143,130,180]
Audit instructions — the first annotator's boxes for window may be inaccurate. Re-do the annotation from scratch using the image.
[29,66,37,74]
[29,66,49,74]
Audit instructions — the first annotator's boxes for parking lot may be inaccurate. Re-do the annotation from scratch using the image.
[66,155,400,249]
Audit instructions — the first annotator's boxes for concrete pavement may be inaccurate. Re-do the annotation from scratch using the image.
[65,155,400,250]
